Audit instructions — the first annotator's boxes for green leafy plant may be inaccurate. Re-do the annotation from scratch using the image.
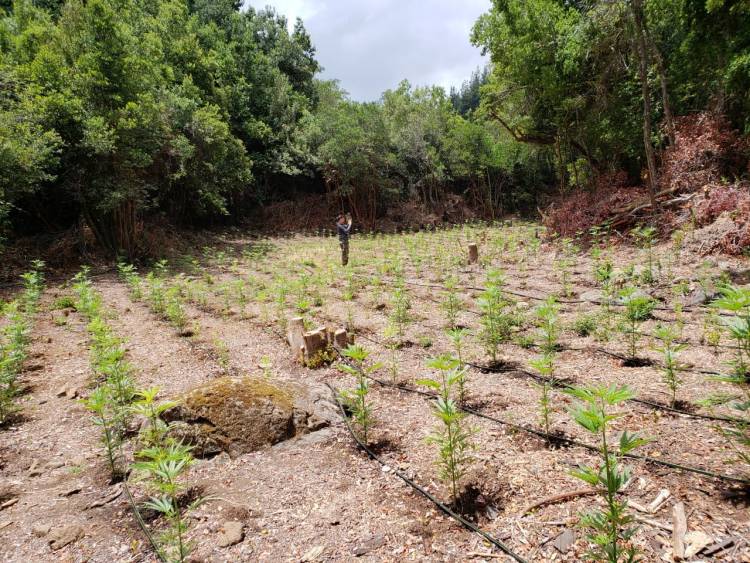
[529,353,557,437]
[426,395,476,507]
[478,270,514,364]
[418,353,468,404]
[441,277,463,329]
[165,287,188,333]
[567,384,648,562]
[573,313,598,337]
[712,285,750,380]
[652,324,687,407]
[130,387,177,448]
[619,288,655,363]
[0,263,43,424]
[389,285,412,346]
[534,296,560,354]
[133,441,201,562]
[338,345,381,443]
[631,226,657,285]
[117,262,143,300]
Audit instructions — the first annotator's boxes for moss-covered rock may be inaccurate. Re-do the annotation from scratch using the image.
[164,377,334,458]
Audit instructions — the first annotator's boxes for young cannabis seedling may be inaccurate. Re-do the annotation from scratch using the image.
[441,277,463,329]
[82,385,126,479]
[529,353,556,437]
[0,262,43,422]
[567,384,649,562]
[117,262,143,300]
[426,395,476,507]
[631,225,657,285]
[130,387,177,448]
[652,324,687,407]
[619,288,655,364]
[418,353,468,403]
[338,345,381,443]
[133,441,202,562]
[389,285,411,346]
[534,296,560,354]
[478,270,513,364]
[712,285,750,380]
[383,324,401,383]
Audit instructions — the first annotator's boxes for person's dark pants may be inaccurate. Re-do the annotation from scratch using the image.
[340,240,349,266]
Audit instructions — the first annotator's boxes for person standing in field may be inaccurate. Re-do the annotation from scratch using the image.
[336,213,352,266]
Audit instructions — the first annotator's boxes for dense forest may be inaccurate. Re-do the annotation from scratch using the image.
[1,0,749,257]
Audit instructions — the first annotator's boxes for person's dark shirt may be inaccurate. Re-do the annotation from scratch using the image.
[337,222,351,242]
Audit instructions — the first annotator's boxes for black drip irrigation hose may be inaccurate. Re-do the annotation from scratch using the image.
[354,328,749,427]
[333,348,750,487]
[351,272,735,320]
[122,480,167,563]
[324,382,530,563]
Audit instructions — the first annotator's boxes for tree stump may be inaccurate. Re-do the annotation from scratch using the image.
[468,243,479,264]
[333,329,349,349]
[287,317,305,362]
[303,328,328,362]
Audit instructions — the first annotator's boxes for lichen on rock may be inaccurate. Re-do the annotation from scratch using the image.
[163,377,334,458]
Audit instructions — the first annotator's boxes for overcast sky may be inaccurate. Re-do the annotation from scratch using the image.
[245,0,490,101]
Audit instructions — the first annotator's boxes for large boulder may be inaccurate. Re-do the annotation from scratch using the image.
[163,377,336,458]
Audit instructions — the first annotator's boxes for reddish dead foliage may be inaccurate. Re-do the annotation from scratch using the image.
[543,172,646,239]
[660,113,749,192]
[544,112,750,253]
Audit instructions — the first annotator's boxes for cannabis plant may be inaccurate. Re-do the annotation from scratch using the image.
[426,396,476,507]
[418,354,468,403]
[652,324,687,407]
[133,441,201,563]
[165,287,188,332]
[529,353,556,437]
[441,277,463,329]
[619,288,655,363]
[82,385,126,479]
[0,305,28,422]
[712,285,750,380]
[130,387,177,448]
[389,285,411,346]
[534,296,560,354]
[631,225,657,285]
[383,324,401,383]
[117,262,143,300]
[446,327,469,367]
[338,345,381,443]
[567,384,648,562]
[478,270,513,364]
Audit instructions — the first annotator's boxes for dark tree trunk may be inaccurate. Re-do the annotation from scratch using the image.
[631,0,659,211]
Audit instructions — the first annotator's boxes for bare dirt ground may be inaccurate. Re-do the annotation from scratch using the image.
[1,221,749,562]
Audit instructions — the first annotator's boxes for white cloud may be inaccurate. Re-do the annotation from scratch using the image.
[245,0,489,100]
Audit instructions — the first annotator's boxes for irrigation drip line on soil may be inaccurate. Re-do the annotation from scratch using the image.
[332,348,750,487]
[122,480,168,563]
[324,382,530,563]
[350,272,728,317]
[352,328,749,427]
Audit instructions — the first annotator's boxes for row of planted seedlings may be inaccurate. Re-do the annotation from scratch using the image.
[0,261,45,425]
[133,224,745,433]
[187,224,734,397]
[71,268,202,563]
[134,227,749,557]
[335,338,651,561]
[331,284,748,561]
[119,260,275,373]
[321,254,750,482]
